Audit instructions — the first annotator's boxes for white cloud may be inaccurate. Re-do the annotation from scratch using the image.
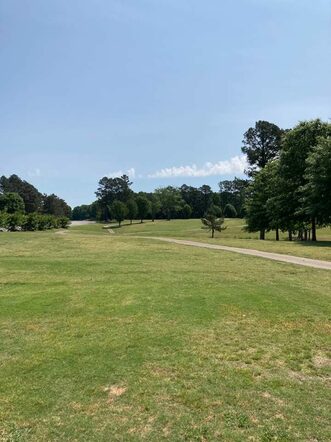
[148,155,247,179]
[28,168,41,177]
[108,167,136,179]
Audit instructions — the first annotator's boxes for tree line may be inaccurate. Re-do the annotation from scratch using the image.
[72,118,330,241]
[0,175,71,231]
[72,178,248,225]
[2,118,330,239]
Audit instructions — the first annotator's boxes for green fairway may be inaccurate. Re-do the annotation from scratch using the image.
[1,225,330,441]
[106,218,331,261]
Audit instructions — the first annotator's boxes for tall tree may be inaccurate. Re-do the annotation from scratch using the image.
[279,119,331,241]
[0,174,42,213]
[301,137,331,227]
[241,121,283,176]
[155,186,184,220]
[149,194,161,222]
[136,195,151,223]
[111,200,128,227]
[126,199,138,224]
[245,167,271,240]
[43,194,71,218]
[95,174,133,221]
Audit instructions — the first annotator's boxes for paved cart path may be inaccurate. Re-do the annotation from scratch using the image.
[140,236,331,270]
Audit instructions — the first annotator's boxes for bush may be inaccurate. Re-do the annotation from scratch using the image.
[0,211,69,231]
[58,217,70,228]
[6,213,26,231]
[224,203,237,218]
[23,213,40,231]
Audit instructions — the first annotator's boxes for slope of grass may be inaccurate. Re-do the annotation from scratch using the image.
[1,228,330,441]
[106,218,331,261]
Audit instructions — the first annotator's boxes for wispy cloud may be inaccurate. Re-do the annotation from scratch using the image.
[108,167,136,179]
[148,155,247,179]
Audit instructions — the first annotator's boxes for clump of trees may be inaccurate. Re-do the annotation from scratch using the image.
[0,212,69,231]
[244,119,331,241]
[0,175,71,232]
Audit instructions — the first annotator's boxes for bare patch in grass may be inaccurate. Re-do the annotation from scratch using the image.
[312,353,331,369]
[103,385,127,403]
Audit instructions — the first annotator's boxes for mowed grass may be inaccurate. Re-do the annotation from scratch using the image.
[1,227,331,441]
[108,218,331,261]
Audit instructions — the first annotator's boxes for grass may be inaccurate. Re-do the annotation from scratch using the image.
[107,218,331,261]
[1,225,330,441]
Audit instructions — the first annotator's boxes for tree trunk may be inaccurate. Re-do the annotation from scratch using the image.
[211,228,214,238]
[304,230,308,241]
[311,218,317,241]
[276,228,279,241]
[259,229,265,240]
[288,230,292,241]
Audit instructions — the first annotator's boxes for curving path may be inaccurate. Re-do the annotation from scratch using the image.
[141,236,331,270]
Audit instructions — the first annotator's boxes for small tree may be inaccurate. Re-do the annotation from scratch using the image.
[111,200,128,227]
[126,199,138,224]
[224,203,237,218]
[181,203,192,219]
[201,214,226,238]
[136,196,151,223]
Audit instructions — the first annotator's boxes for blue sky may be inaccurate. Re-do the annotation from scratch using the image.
[1,0,330,207]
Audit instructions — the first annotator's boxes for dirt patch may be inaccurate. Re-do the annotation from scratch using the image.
[103,385,127,403]
[313,353,331,368]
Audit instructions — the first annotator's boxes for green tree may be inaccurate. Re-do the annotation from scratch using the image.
[219,178,249,218]
[0,192,25,214]
[149,195,161,222]
[201,214,226,238]
[0,174,42,213]
[241,121,283,176]
[245,168,271,240]
[126,199,138,224]
[111,200,128,227]
[95,174,133,221]
[181,203,192,219]
[155,186,184,220]
[301,137,331,226]
[224,203,237,218]
[206,204,223,217]
[136,196,151,223]
[43,194,71,217]
[279,119,331,241]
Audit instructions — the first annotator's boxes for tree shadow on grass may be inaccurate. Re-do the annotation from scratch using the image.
[109,220,152,229]
[294,240,331,248]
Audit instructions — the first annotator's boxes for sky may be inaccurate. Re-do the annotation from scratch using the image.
[1,0,330,207]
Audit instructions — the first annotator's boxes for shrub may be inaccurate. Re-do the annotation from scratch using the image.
[58,217,70,228]
[224,203,237,218]
[6,213,26,231]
